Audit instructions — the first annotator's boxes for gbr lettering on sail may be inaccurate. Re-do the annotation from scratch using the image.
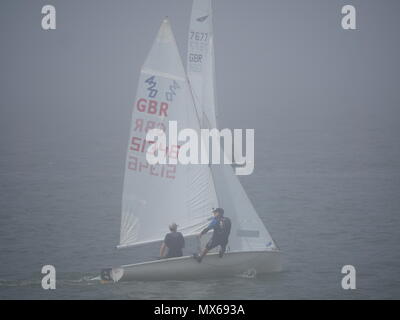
[127,75,181,180]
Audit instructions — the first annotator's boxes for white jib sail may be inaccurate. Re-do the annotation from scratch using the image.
[119,19,215,248]
[188,0,277,252]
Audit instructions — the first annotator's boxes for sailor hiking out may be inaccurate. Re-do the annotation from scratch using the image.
[194,208,231,263]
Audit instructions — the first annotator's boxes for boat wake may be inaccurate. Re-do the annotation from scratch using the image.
[0,274,102,288]
[235,268,257,279]
[0,278,41,288]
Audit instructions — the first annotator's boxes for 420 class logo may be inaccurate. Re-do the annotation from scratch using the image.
[145,76,158,98]
[145,76,180,102]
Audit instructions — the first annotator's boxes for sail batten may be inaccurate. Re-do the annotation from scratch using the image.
[141,69,186,81]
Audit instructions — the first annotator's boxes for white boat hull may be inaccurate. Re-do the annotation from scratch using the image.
[102,250,282,282]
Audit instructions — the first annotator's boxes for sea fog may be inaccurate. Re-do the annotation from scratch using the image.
[0,0,399,299]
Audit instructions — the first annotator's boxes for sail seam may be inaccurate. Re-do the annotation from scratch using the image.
[141,68,185,81]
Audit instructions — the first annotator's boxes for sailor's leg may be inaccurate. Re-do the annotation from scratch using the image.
[193,247,209,263]
[219,244,226,258]
[194,238,215,263]
[199,247,209,259]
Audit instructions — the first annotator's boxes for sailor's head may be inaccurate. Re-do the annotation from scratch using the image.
[212,208,224,218]
[169,222,178,232]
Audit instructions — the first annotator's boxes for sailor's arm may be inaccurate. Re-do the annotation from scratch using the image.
[160,242,166,258]
[199,219,217,237]
[199,229,207,237]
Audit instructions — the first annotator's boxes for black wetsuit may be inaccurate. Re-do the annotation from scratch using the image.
[203,216,231,252]
[164,231,185,258]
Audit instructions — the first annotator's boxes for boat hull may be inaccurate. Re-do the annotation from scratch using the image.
[102,250,282,282]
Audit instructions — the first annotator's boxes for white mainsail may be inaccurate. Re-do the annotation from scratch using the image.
[210,162,276,251]
[187,0,218,128]
[187,0,277,252]
[119,19,214,248]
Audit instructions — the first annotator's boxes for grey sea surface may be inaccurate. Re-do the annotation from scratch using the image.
[1,0,400,299]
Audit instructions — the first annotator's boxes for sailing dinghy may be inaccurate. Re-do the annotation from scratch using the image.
[101,1,281,282]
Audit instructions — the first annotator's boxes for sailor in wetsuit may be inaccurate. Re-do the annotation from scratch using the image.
[160,223,185,259]
[194,208,231,263]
